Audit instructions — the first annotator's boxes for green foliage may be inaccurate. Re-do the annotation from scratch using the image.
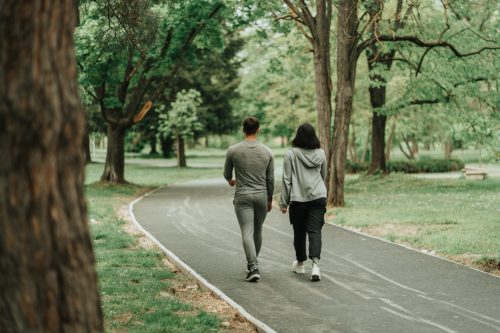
[346,158,465,174]
[387,158,465,173]
[158,89,203,140]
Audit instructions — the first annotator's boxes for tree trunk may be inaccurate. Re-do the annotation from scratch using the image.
[444,138,453,159]
[369,112,387,173]
[150,136,158,155]
[411,139,419,159]
[385,116,397,162]
[312,40,333,161]
[0,1,103,332]
[205,135,209,148]
[84,126,92,164]
[361,118,371,163]
[328,0,359,207]
[348,123,357,162]
[176,133,187,167]
[101,123,126,183]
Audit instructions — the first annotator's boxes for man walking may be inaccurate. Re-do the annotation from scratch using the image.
[224,117,274,282]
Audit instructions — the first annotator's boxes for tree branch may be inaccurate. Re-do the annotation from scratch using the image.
[358,34,500,58]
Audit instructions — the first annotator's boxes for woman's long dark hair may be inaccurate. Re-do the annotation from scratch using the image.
[291,123,321,149]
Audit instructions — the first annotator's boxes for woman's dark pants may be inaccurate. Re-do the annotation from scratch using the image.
[289,198,326,262]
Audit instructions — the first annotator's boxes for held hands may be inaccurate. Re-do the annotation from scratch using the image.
[280,206,287,214]
[228,179,236,187]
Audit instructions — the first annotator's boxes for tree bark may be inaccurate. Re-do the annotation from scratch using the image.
[101,123,126,183]
[312,39,333,161]
[0,1,103,332]
[385,116,397,162]
[328,0,359,207]
[176,133,187,167]
[369,112,387,173]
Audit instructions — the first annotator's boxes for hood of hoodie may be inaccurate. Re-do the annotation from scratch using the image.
[290,148,324,168]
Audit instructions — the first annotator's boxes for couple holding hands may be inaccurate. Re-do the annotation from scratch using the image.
[224,117,327,282]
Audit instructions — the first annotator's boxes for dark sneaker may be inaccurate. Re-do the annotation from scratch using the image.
[246,268,260,282]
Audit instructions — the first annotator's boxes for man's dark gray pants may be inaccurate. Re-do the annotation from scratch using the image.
[234,192,268,270]
[289,198,326,262]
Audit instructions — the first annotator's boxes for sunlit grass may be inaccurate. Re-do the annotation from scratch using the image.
[331,174,500,267]
[85,164,222,332]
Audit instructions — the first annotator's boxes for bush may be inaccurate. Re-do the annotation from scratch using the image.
[388,158,464,173]
[346,160,368,173]
[347,158,465,174]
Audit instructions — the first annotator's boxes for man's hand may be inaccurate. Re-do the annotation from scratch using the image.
[228,179,236,187]
[267,199,273,212]
[280,207,287,214]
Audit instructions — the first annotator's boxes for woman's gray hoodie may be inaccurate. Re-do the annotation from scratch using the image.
[279,147,327,209]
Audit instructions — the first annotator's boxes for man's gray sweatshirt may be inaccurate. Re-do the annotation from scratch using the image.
[280,147,327,208]
[223,140,274,200]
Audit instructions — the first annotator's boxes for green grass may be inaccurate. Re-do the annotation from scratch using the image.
[86,163,222,332]
[331,174,500,267]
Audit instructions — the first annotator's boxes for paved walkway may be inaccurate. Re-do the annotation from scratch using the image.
[132,178,500,333]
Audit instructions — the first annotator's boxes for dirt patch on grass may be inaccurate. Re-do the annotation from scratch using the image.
[118,205,258,333]
[446,254,500,276]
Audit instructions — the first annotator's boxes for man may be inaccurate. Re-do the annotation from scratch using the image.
[223,117,274,282]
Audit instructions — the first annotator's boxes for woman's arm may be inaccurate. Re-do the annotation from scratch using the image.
[280,151,292,211]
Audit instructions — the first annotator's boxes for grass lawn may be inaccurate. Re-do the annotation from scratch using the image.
[85,163,231,332]
[329,174,500,273]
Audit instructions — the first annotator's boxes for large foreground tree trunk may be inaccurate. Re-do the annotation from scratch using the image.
[328,0,359,207]
[101,123,126,183]
[0,1,103,332]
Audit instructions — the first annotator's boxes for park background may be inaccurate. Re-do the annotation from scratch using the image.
[77,0,498,331]
[1,0,498,332]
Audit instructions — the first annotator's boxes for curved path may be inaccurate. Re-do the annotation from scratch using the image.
[132,178,500,333]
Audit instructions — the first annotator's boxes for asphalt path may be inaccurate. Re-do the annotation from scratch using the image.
[132,178,500,333]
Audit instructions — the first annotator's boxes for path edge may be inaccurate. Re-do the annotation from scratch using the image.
[129,186,277,333]
[326,221,499,278]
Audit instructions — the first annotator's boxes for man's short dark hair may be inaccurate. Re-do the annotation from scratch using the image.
[292,123,321,149]
[243,117,260,135]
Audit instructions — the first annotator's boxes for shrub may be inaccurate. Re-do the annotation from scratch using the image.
[346,158,465,174]
[388,158,464,173]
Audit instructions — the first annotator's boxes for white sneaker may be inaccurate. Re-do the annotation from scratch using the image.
[292,260,305,274]
[311,262,321,281]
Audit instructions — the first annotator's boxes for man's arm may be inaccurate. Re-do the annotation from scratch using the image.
[223,148,235,186]
[266,152,274,212]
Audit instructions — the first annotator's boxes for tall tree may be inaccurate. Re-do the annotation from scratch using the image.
[77,0,224,183]
[0,1,102,331]
[281,0,333,161]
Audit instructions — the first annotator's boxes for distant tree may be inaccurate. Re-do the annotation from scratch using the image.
[159,89,203,167]
[0,1,102,331]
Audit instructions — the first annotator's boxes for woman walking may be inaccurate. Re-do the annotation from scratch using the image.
[279,123,327,281]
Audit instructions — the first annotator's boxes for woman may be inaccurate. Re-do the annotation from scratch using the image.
[280,123,327,281]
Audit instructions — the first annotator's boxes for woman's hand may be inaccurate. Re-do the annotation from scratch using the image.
[227,179,236,187]
[280,207,287,214]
